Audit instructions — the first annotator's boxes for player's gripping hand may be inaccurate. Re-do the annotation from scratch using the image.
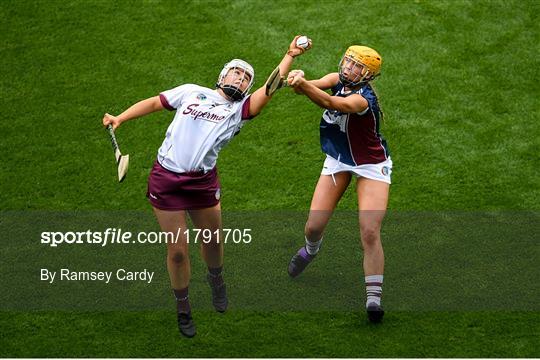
[102,113,121,130]
[287,35,312,58]
[287,69,306,88]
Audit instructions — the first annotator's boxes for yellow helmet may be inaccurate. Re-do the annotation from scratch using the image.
[339,45,382,87]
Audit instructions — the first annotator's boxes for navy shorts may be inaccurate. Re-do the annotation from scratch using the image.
[147,161,221,210]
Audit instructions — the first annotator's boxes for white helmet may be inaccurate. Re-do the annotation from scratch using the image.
[216,59,255,101]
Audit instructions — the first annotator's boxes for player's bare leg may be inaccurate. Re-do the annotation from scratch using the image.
[188,203,227,313]
[153,208,191,289]
[288,173,351,277]
[188,203,223,268]
[356,177,389,323]
[153,207,195,337]
[307,172,352,239]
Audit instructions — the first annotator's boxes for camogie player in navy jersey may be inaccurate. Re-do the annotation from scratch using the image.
[102,36,311,338]
[287,46,390,323]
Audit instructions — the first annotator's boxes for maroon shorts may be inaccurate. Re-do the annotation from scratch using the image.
[147,161,221,210]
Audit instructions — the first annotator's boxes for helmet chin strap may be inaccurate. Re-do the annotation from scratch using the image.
[339,68,374,88]
[217,84,245,102]
[339,73,367,88]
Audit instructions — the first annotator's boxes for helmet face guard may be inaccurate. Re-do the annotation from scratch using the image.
[338,56,372,87]
[216,59,255,101]
[338,46,382,88]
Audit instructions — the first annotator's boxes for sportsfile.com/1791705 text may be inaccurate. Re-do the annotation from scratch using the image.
[40,228,252,247]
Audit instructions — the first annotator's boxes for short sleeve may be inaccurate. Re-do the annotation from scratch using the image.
[241,95,255,120]
[159,84,195,111]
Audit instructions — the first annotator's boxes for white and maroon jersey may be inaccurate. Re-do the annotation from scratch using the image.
[157,84,253,173]
[319,83,390,166]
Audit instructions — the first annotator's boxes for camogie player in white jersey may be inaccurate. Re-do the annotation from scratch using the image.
[102,36,311,338]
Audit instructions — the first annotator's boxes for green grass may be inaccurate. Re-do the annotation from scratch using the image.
[1,0,539,357]
[2,311,538,357]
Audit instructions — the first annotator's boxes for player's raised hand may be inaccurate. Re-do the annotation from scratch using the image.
[102,113,121,130]
[287,35,312,58]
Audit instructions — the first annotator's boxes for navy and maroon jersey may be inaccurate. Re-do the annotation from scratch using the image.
[319,82,390,166]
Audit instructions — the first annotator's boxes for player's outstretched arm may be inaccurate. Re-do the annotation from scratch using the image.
[248,35,312,117]
[290,72,340,94]
[289,73,368,113]
[102,96,164,130]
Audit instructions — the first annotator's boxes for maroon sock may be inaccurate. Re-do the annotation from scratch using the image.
[208,266,224,287]
[173,287,191,314]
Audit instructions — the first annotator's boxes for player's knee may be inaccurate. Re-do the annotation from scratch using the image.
[360,226,380,247]
[168,249,187,265]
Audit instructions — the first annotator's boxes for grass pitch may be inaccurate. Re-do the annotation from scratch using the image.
[1,0,538,357]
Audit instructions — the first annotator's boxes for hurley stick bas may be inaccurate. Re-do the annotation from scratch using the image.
[265,66,289,96]
[107,124,129,182]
